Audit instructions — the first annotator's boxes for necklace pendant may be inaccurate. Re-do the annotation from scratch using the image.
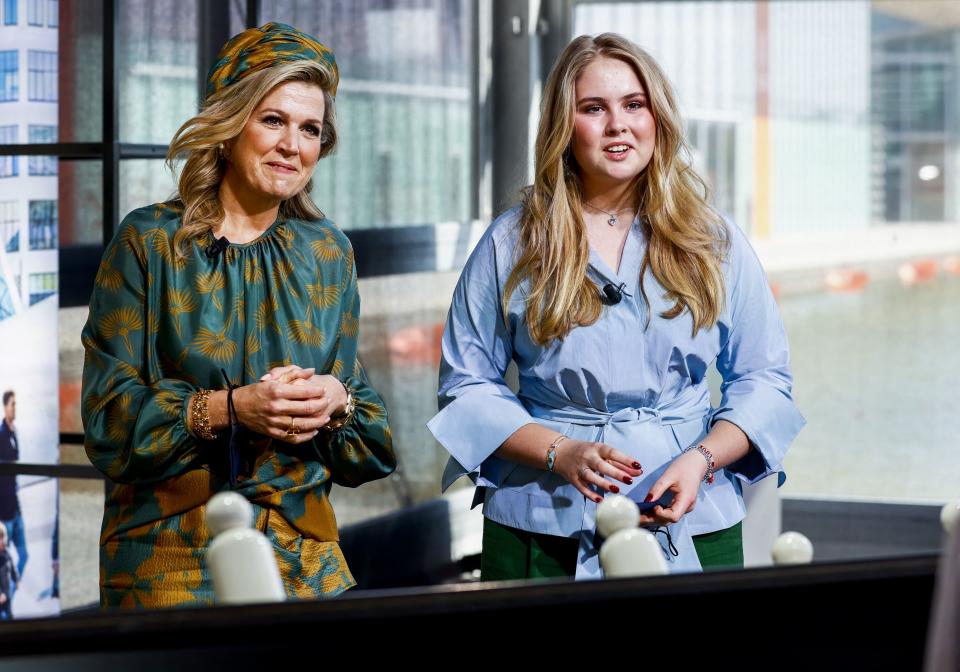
[607,215,617,227]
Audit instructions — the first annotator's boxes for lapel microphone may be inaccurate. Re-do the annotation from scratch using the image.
[602,282,626,305]
[205,236,229,260]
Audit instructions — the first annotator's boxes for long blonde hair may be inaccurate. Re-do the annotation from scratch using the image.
[167,59,338,257]
[504,33,728,345]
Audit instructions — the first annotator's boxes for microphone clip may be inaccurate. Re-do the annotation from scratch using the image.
[601,282,626,306]
[205,236,229,260]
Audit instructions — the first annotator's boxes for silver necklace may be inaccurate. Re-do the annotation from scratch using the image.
[583,202,635,227]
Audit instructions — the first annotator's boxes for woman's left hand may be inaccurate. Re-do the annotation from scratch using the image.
[639,449,709,526]
[260,365,349,422]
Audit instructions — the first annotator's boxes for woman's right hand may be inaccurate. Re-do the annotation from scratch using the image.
[232,370,333,444]
[553,439,642,503]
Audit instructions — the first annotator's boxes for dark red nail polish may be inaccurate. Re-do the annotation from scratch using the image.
[644,494,654,502]
[633,462,642,469]
[610,485,620,494]
[623,477,633,485]
[595,497,602,503]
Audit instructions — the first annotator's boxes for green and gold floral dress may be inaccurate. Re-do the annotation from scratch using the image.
[81,201,395,609]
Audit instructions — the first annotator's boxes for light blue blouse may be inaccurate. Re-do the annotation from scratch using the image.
[428,207,804,578]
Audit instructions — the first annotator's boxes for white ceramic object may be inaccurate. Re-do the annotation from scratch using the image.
[940,499,960,534]
[596,495,641,539]
[771,531,814,565]
[206,492,286,605]
[600,527,668,578]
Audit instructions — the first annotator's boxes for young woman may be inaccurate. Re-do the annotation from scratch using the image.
[429,34,804,580]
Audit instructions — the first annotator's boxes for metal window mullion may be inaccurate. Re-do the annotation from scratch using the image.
[103,0,119,244]
[470,0,486,223]
[246,0,259,29]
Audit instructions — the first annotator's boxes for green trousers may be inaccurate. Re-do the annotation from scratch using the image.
[480,517,744,581]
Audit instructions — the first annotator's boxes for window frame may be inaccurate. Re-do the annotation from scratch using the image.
[3,0,17,25]
[27,0,42,26]
[0,49,18,102]
[27,48,57,102]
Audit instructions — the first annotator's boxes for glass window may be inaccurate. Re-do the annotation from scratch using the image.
[28,199,56,250]
[0,200,17,252]
[47,0,57,27]
[58,160,102,246]
[119,0,198,144]
[0,50,17,102]
[0,277,14,320]
[28,271,57,305]
[0,126,18,177]
[59,0,102,142]
[55,476,104,609]
[28,49,57,102]
[27,0,41,25]
[260,0,474,231]
[119,159,176,221]
[28,125,57,176]
[3,0,16,25]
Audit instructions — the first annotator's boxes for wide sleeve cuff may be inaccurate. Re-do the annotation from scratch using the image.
[712,382,806,484]
[428,384,534,480]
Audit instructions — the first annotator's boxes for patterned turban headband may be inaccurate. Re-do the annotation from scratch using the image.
[205,22,339,99]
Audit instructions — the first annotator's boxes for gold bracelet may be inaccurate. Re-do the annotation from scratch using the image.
[323,382,356,431]
[190,389,217,441]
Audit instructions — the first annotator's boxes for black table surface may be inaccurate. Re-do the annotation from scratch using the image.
[0,553,941,670]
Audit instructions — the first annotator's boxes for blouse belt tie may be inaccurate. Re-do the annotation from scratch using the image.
[524,383,710,432]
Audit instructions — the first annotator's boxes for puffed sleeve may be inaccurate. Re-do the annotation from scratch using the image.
[712,223,805,483]
[314,241,396,488]
[427,217,536,490]
[81,220,203,484]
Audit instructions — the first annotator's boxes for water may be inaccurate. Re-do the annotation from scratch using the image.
[779,273,960,502]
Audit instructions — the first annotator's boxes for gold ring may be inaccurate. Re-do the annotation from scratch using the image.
[286,416,299,436]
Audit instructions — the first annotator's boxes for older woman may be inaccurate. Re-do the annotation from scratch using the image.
[81,23,395,608]
[430,34,804,580]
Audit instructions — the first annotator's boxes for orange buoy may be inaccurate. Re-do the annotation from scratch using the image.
[824,269,869,293]
[943,256,960,276]
[897,258,938,285]
[388,323,443,366]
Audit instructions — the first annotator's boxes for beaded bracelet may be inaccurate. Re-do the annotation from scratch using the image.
[189,389,217,441]
[323,381,356,431]
[683,443,715,484]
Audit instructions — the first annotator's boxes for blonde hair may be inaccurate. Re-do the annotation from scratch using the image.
[167,59,338,257]
[504,33,728,345]
[0,525,6,543]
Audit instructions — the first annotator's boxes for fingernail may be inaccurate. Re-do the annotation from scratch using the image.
[644,494,654,502]
[632,462,641,469]
[623,477,633,485]
[595,497,603,504]
[610,485,620,494]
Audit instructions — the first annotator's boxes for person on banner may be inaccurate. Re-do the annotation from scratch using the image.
[429,33,804,580]
[0,390,26,587]
[0,524,17,620]
[81,23,395,609]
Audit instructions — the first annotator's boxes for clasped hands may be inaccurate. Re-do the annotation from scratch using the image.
[231,365,349,444]
[553,438,709,527]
